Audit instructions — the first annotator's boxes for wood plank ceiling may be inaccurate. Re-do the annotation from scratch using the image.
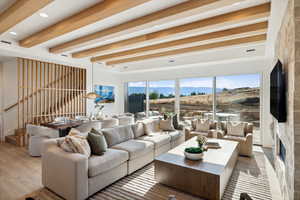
[0,0,271,68]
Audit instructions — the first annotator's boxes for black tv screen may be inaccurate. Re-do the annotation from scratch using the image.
[270,60,286,122]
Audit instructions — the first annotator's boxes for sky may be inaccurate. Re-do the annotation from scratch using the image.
[128,74,260,89]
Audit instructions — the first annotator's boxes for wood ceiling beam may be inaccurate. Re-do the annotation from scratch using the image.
[50,0,245,54]
[91,22,268,62]
[19,0,149,47]
[73,3,270,59]
[0,0,53,34]
[104,34,267,65]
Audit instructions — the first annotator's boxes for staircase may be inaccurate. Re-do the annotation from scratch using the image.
[4,58,87,146]
[5,128,27,147]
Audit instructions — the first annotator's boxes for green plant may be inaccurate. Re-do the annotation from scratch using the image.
[196,135,207,147]
[149,92,159,100]
[184,147,204,154]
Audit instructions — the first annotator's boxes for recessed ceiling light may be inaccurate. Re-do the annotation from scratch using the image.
[246,49,256,52]
[9,31,17,36]
[39,13,49,18]
[233,2,241,6]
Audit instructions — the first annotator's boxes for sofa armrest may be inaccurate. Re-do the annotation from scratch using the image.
[216,130,225,139]
[246,123,254,134]
[42,139,89,200]
[240,133,253,157]
[245,133,253,142]
[184,126,194,140]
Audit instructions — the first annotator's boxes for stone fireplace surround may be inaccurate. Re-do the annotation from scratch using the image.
[271,0,300,199]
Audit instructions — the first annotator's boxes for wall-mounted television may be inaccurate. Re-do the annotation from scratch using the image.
[270,60,286,122]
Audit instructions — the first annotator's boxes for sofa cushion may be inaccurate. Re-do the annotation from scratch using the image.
[195,119,210,132]
[224,135,246,142]
[138,134,171,148]
[76,121,102,134]
[168,130,182,141]
[88,149,129,177]
[101,118,119,129]
[159,119,175,131]
[112,139,154,160]
[143,119,161,135]
[189,131,209,137]
[227,122,245,137]
[102,125,134,147]
[131,122,144,138]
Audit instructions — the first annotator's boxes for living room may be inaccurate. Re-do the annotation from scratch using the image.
[0,0,298,200]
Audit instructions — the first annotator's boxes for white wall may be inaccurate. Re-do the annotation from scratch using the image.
[265,0,289,58]
[119,57,273,147]
[1,58,18,137]
[86,63,123,117]
[0,62,3,141]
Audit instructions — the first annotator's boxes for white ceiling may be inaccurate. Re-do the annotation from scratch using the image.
[114,43,266,72]
[0,0,270,72]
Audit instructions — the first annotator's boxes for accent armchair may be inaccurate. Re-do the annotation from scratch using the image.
[219,121,253,157]
[185,119,217,140]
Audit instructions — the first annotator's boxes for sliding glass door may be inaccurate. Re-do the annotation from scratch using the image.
[216,74,261,144]
[127,81,146,119]
[179,77,213,121]
[124,73,261,144]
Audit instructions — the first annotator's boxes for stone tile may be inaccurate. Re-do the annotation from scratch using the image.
[296,6,300,20]
[296,42,300,61]
[295,134,300,143]
[295,191,300,200]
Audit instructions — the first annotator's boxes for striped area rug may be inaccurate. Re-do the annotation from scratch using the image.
[26,152,272,200]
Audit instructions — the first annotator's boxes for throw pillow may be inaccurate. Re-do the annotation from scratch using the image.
[163,114,180,130]
[143,119,155,135]
[68,128,87,138]
[159,119,175,131]
[60,135,91,157]
[172,114,180,130]
[195,119,210,132]
[87,129,107,155]
[227,122,245,137]
[132,122,144,138]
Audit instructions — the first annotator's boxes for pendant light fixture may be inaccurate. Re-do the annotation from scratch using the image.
[85,62,100,99]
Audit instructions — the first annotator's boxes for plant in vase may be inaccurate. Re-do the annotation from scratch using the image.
[196,135,207,148]
[184,135,208,160]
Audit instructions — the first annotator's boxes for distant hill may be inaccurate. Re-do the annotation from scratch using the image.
[128,87,223,96]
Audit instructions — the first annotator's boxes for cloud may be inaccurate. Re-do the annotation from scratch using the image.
[180,78,212,88]
[128,82,146,87]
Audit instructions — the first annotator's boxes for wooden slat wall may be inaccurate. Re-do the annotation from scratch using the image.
[17,57,87,128]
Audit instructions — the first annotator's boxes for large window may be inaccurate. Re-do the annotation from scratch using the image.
[127,82,146,118]
[149,80,175,117]
[180,77,213,120]
[216,74,260,144]
[125,73,261,144]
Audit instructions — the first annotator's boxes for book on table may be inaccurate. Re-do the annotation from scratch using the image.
[206,142,221,149]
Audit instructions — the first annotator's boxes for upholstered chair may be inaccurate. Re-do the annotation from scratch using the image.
[27,124,59,157]
[219,121,253,157]
[185,119,217,140]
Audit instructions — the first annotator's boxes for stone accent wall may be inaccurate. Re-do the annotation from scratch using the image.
[294,0,300,199]
[273,0,300,199]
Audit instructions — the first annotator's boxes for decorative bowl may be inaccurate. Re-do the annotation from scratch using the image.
[184,151,203,160]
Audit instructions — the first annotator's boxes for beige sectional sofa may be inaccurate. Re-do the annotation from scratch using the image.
[42,119,185,200]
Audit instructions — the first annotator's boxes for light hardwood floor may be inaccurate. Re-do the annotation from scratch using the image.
[0,142,282,200]
[0,142,42,200]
